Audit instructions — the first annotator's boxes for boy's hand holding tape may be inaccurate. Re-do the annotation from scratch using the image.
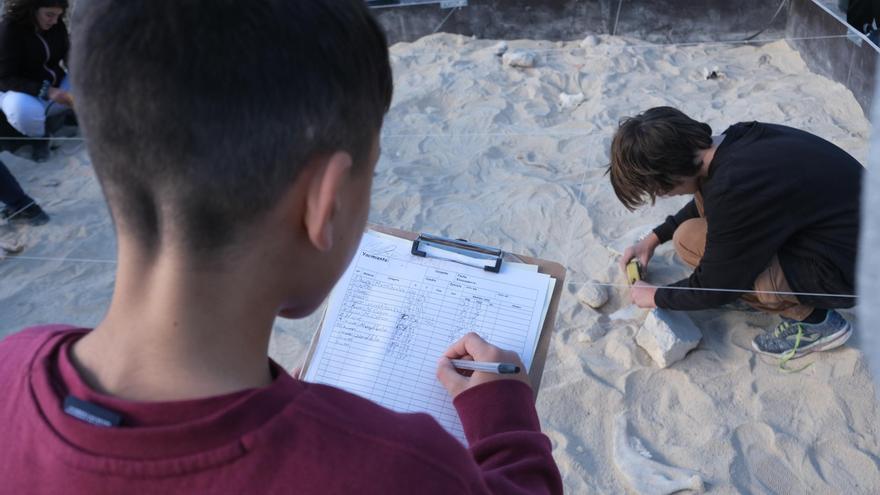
[620,232,661,308]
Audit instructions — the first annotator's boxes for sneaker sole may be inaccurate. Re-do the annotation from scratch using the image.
[7,216,49,227]
[751,322,853,359]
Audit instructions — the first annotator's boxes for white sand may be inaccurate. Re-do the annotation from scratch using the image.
[2,33,879,493]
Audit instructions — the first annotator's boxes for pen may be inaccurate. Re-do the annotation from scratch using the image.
[450,359,521,374]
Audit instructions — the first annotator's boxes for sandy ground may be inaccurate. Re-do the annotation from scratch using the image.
[2,34,879,493]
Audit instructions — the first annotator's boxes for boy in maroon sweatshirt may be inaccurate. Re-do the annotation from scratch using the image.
[0,1,562,493]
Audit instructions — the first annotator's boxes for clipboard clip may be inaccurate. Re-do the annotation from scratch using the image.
[411,233,503,273]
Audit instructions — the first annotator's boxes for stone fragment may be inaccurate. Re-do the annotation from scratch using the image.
[613,412,704,495]
[635,309,702,368]
[492,41,508,56]
[0,239,23,254]
[577,281,608,309]
[702,65,723,80]
[559,92,586,109]
[502,50,536,68]
[580,35,599,48]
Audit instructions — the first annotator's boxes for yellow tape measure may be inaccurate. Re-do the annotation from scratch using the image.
[626,259,643,284]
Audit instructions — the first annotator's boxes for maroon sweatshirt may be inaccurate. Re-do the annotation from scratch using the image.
[0,326,562,494]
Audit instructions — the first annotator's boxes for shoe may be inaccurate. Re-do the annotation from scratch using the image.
[1,202,50,226]
[31,139,50,162]
[752,310,852,359]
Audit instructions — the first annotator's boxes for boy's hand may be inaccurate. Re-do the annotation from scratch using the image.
[619,232,660,273]
[47,87,73,107]
[630,281,658,308]
[437,332,530,399]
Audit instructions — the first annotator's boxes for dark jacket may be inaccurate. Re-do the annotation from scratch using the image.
[653,122,863,310]
[0,18,69,96]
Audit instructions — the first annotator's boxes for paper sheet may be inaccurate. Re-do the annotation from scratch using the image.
[303,230,552,442]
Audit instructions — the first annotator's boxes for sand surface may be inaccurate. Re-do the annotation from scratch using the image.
[2,34,879,493]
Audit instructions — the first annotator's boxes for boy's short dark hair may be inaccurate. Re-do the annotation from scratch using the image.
[607,106,712,210]
[71,0,392,255]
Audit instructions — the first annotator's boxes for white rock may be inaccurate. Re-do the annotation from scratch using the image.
[492,41,508,56]
[613,412,704,495]
[635,309,702,368]
[502,50,537,68]
[580,35,599,48]
[577,281,608,308]
[559,91,586,109]
[702,65,723,80]
[0,239,23,254]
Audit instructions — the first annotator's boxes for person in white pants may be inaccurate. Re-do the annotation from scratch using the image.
[1,75,71,138]
[0,0,73,161]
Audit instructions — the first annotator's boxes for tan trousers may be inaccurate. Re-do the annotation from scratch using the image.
[671,193,813,320]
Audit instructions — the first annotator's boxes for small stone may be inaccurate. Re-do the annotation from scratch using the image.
[577,282,608,309]
[559,92,586,109]
[576,446,584,453]
[502,50,537,68]
[0,239,24,254]
[703,65,723,80]
[492,41,508,56]
[635,309,702,368]
[580,35,599,48]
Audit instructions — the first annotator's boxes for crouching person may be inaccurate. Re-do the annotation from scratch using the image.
[611,107,861,360]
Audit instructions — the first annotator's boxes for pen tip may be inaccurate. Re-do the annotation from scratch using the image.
[498,364,521,374]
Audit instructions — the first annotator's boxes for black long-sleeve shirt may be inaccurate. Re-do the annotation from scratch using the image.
[0,19,69,96]
[653,122,862,310]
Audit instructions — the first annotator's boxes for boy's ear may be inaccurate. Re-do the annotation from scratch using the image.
[303,151,353,252]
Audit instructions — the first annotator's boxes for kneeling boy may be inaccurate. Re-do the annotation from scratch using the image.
[610,106,861,359]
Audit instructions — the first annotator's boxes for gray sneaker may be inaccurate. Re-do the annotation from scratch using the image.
[752,310,852,359]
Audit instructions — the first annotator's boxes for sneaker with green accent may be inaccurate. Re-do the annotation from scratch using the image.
[752,310,852,359]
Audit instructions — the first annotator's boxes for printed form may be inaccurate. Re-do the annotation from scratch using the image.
[303,230,553,442]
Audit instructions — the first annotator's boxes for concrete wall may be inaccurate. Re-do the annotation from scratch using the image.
[372,0,787,44]
[373,0,879,118]
[372,0,616,43]
[785,0,879,116]
[613,0,787,43]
